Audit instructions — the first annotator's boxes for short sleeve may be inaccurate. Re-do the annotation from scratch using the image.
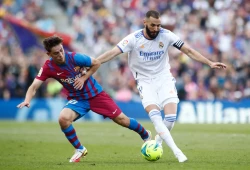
[117,34,135,53]
[36,65,49,81]
[168,31,184,50]
[74,53,92,67]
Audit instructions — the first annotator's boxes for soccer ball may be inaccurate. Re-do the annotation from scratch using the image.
[141,140,163,161]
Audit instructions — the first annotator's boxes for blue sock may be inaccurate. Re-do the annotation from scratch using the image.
[128,118,149,140]
[62,124,83,149]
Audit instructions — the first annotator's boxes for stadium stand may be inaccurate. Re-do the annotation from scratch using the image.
[0,0,250,102]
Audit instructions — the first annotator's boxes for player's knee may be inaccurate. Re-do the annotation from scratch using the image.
[58,115,71,128]
[58,108,76,128]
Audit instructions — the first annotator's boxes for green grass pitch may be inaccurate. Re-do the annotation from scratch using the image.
[0,121,249,170]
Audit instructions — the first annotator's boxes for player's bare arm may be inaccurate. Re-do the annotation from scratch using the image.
[74,57,101,90]
[97,46,122,64]
[180,43,227,69]
[17,79,43,108]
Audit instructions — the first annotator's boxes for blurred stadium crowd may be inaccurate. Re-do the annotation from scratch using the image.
[0,0,250,102]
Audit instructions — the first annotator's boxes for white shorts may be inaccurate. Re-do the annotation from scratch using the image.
[136,75,179,110]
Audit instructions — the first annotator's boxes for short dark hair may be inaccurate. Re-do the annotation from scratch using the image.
[43,35,63,52]
[146,10,160,19]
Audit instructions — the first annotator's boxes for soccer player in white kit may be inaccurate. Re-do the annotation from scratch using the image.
[97,10,227,163]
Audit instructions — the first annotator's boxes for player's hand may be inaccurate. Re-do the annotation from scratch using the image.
[210,62,227,69]
[17,101,30,108]
[74,77,85,90]
[81,67,87,75]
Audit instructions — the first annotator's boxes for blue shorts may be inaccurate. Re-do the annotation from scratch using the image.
[64,91,121,121]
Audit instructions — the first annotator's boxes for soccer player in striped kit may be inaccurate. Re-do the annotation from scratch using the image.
[97,10,227,162]
[17,35,151,163]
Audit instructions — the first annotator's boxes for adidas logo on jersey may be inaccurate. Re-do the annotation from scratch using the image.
[140,45,144,48]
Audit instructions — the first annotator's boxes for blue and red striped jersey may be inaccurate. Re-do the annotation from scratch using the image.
[36,52,103,100]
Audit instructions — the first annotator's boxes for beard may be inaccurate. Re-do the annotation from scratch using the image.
[146,25,160,39]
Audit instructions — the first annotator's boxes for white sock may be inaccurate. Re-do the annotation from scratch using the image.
[164,114,176,131]
[149,109,180,153]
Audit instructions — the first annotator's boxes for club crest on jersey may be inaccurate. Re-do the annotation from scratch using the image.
[122,40,129,46]
[37,67,43,77]
[140,44,144,48]
[159,42,164,48]
[74,66,80,72]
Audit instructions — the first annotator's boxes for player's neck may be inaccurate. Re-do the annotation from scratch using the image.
[53,60,66,65]
[143,29,154,40]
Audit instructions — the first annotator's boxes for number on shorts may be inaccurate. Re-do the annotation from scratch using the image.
[66,99,78,105]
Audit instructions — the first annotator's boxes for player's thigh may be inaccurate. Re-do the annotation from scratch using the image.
[137,79,160,109]
[63,99,90,121]
[89,91,122,119]
[158,76,179,108]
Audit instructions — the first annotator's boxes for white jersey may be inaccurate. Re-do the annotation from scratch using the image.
[117,28,184,79]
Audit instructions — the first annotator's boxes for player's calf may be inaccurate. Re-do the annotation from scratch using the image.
[113,114,150,142]
[163,114,176,131]
[155,114,177,146]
